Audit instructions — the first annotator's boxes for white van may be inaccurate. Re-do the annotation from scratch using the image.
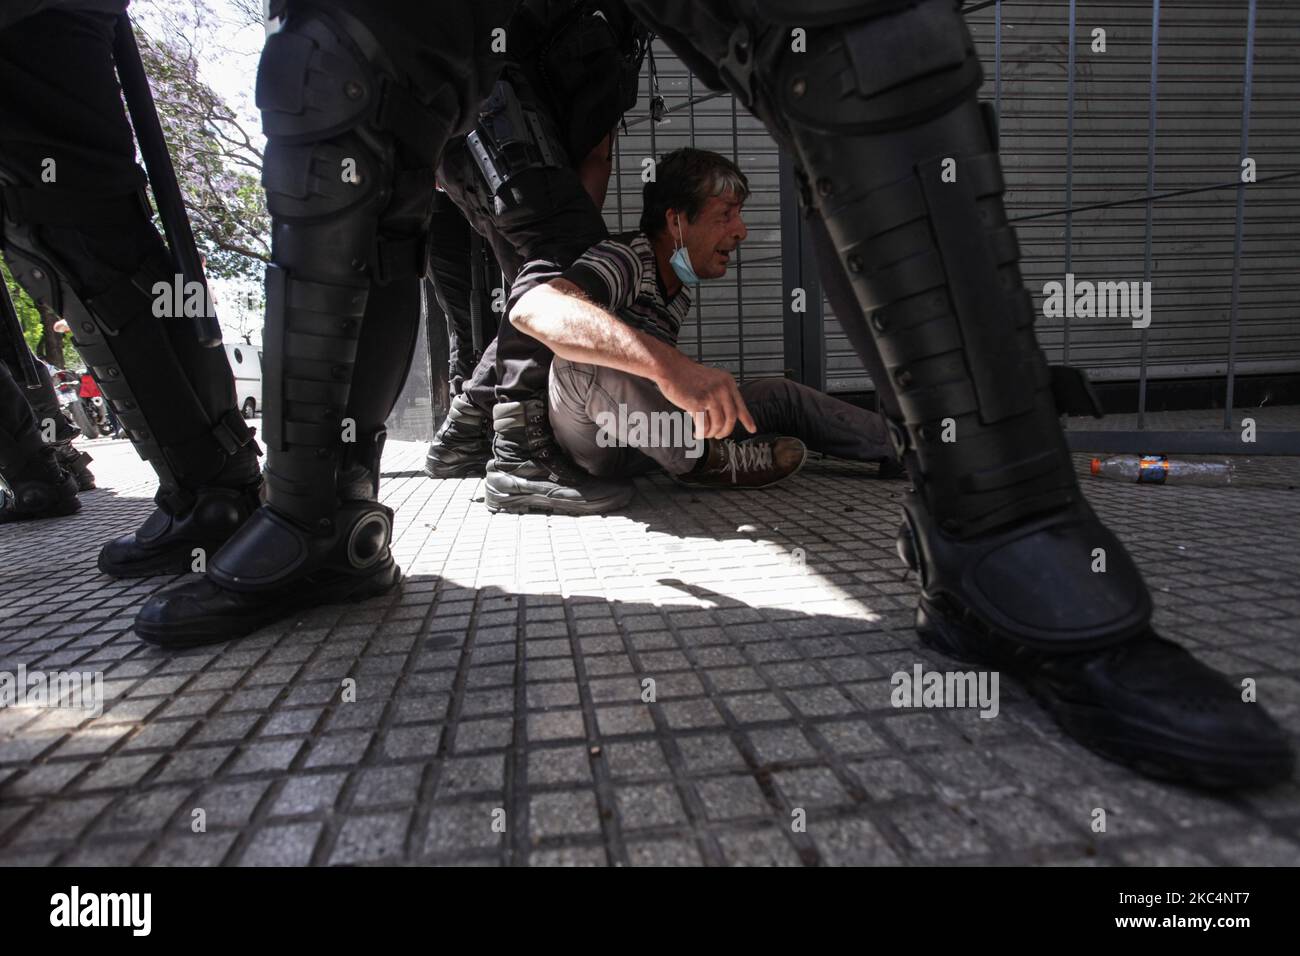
[224,342,263,419]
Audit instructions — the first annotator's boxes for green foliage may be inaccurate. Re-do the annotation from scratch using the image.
[133,8,270,283]
[2,260,78,368]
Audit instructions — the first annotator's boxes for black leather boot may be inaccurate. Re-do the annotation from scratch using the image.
[425,392,491,478]
[95,412,263,578]
[0,458,79,522]
[484,399,633,514]
[0,362,80,521]
[52,441,95,491]
[97,480,263,577]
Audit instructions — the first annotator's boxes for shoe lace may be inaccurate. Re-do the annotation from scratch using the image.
[721,440,773,482]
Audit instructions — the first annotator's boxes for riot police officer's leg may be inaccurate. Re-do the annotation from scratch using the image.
[429,190,480,399]
[0,352,79,521]
[0,316,96,490]
[436,74,631,515]
[425,189,493,478]
[0,8,261,572]
[134,0,494,648]
[628,0,1292,786]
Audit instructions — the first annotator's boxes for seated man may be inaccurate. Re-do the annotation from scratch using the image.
[510,147,900,496]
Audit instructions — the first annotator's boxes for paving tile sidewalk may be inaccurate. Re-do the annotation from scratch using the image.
[1,412,1298,866]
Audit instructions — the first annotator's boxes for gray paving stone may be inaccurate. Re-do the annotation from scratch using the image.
[435,754,506,798]
[328,812,410,865]
[616,783,688,829]
[716,826,804,866]
[528,746,593,786]
[809,817,901,866]
[626,839,702,866]
[272,773,346,817]
[693,775,771,821]
[890,802,994,859]
[351,765,423,809]
[238,822,323,866]
[529,789,602,839]
[527,845,606,866]
[424,801,506,856]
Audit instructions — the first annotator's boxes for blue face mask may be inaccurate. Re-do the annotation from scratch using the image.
[670,216,701,287]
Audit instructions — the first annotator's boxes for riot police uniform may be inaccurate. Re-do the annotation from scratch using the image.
[0,347,81,520]
[0,323,96,502]
[0,1,263,570]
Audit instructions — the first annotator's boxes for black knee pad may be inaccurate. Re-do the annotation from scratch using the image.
[258,10,405,271]
[749,0,981,135]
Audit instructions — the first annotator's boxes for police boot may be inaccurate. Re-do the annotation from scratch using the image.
[16,356,97,490]
[0,407,79,522]
[425,392,491,478]
[656,0,1295,786]
[133,2,455,646]
[52,441,96,491]
[134,431,399,649]
[484,399,633,514]
[96,469,264,578]
[0,459,79,521]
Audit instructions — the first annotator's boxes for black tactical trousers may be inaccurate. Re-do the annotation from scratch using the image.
[0,7,244,487]
[0,351,50,482]
[432,70,609,415]
[0,324,77,447]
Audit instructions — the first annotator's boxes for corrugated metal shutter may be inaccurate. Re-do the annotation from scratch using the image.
[605,5,1299,395]
[822,0,1300,391]
[604,41,787,382]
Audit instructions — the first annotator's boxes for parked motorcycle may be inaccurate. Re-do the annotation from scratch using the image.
[50,367,114,440]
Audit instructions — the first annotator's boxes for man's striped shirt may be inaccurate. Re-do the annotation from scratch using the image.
[507,231,692,346]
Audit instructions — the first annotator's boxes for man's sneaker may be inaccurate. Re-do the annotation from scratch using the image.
[426,393,491,478]
[675,436,807,490]
[483,399,632,515]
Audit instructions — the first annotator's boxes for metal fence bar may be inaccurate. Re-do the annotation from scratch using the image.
[687,68,703,363]
[613,123,624,232]
[731,95,745,381]
[1137,0,1161,430]
[994,0,1002,116]
[1011,169,1299,223]
[778,152,823,390]
[1063,0,1076,374]
[1224,0,1258,430]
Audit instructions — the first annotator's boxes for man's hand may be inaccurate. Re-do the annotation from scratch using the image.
[513,280,755,438]
[655,352,757,440]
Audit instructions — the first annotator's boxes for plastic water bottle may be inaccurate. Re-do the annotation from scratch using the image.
[1089,455,1234,485]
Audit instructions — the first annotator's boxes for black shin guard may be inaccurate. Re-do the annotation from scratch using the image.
[644,0,1149,653]
[205,3,452,591]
